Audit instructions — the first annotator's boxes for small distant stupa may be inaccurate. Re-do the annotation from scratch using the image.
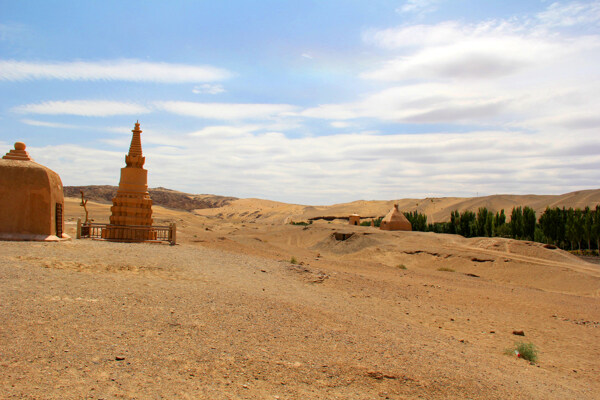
[102,121,156,241]
[0,142,68,241]
[380,204,412,231]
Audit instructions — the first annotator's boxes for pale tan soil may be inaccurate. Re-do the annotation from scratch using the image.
[1,197,599,399]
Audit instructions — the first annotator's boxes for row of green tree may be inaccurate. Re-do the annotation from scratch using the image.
[402,205,600,252]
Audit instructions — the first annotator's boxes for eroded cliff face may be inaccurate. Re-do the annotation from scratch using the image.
[65,185,236,211]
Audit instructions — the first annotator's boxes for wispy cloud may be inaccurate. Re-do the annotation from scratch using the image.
[397,0,443,15]
[537,1,600,27]
[311,2,600,131]
[0,59,231,83]
[20,119,80,129]
[192,83,225,94]
[189,124,262,137]
[20,119,129,133]
[12,100,150,117]
[154,101,298,120]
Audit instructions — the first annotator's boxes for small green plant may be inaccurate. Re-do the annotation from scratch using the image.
[437,267,455,272]
[290,221,311,226]
[397,264,407,270]
[505,342,538,363]
[290,256,298,264]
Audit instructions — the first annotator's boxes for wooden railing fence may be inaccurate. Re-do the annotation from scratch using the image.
[76,219,176,245]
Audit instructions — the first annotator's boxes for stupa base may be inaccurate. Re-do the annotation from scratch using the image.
[101,225,157,242]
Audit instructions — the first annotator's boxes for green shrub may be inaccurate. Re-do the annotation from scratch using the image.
[290,256,298,264]
[361,217,383,227]
[505,342,538,363]
[397,264,407,270]
[437,267,455,272]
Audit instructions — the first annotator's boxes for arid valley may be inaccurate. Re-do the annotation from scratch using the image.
[1,189,599,399]
[3,1,600,399]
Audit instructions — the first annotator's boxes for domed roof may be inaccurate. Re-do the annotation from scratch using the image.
[0,142,66,241]
[0,142,60,179]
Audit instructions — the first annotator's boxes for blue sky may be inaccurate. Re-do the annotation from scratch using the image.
[1,0,599,204]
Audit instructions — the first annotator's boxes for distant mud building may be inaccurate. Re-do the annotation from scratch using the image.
[349,214,360,225]
[0,142,68,241]
[380,204,412,231]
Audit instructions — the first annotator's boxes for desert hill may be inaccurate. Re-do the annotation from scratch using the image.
[191,189,600,224]
[66,186,600,224]
[64,185,236,211]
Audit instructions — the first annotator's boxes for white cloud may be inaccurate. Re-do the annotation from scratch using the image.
[20,119,133,135]
[361,19,584,82]
[397,0,443,15]
[20,119,80,129]
[0,59,231,83]
[12,100,150,117]
[189,124,261,138]
[192,83,225,94]
[361,36,559,81]
[301,53,314,59]
[310,3,600,130]
[537,1,600,27]
[154,101,298,120]
[330,121,353,128]
[301,83,512,123]
[363,20,521,49]
[42,126,600,204]
[300,103,359,120]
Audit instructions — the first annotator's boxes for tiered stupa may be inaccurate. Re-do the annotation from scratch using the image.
[0,142,68,241]
[380,204,412,231]
[103,121,156,241]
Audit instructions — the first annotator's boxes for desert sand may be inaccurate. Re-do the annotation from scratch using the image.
[1,195,599,399]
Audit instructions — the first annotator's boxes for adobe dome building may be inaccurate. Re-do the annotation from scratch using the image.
[380,204,412,231]
[0,142,68,241]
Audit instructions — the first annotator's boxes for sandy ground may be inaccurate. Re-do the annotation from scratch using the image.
[1,198,599,399]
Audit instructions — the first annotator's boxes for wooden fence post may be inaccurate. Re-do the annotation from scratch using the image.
[170,222,177,245]
[76,218,81,239]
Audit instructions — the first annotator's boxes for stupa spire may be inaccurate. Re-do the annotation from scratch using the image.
[125,121,145,167]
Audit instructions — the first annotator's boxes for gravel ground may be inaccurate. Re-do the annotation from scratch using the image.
[1,239,598,399]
